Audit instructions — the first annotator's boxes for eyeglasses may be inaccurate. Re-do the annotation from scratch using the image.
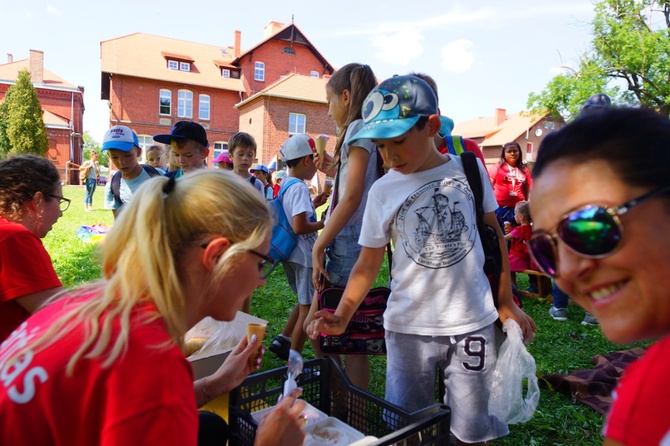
[200,239,276,280]
[248,249,277,279]
[48,194,71,212]
[528,184,670,278]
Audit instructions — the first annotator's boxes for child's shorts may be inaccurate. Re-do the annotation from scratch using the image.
[325,224,362,288]
[385,325,508,443]
[282,262,314,305]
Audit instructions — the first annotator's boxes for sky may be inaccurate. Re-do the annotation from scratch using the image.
[0,0,596,142]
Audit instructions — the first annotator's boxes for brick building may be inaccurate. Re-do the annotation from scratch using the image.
[100,21,336,166]
[0,50,85,184]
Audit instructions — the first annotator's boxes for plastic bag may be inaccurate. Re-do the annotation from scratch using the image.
[184,316,244,358]
[489,319,540,424]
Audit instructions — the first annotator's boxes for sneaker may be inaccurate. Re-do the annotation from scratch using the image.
[549,306,568,321]
[581,312,600,326]
[269,335,291,361]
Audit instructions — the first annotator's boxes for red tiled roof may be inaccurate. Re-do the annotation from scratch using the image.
[454,110,548,146]
[101,32,245,92]
[0,59,77,90]
[235,73,327,108]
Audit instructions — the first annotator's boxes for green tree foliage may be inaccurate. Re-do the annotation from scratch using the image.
[0,69,49,157]
[529,0,670,120]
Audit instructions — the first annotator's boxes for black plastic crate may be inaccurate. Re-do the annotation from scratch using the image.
[229,357,451,445]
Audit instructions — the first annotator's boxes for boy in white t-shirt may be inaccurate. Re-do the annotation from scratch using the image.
[307,75,535,445]
[269,134,327,358]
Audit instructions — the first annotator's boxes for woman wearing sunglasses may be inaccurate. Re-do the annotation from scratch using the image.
[0,170,307,446]
[529,107,670,445]
[0,154,66,343]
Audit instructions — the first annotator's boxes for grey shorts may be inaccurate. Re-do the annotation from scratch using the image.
[385,326,508,443]
[325,225,362,288]
[282,262,314,305]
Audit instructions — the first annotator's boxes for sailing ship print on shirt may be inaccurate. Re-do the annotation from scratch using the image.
[397,178,477,269]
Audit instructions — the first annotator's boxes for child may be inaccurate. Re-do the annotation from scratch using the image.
[304,62,380,390]
[504,200,532,284]
[145,144,167,174]
[272,170,287,199]
[229,132,264,196]
[154,121,209,178]
[269,135,326,360]
[307,75,535,445]
[0,170,308,445]
[213,150,233,171]
[103,125,161,219]
[250,164,274,201]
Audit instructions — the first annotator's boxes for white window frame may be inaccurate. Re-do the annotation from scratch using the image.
[167,60,178,70]
[254,61,265,82]
[159,89,171,115]
[221,69,230,78]
[199,94,210,121]
[213,142,229,160]
[178,90,193,118]
[288,113,306,135]
[179,61,191,72]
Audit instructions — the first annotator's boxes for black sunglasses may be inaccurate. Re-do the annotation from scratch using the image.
[528,184,670,278]
[48,194,71,212]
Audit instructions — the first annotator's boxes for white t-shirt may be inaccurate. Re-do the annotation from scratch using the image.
[280,177,318,267]
[359,155,499,336]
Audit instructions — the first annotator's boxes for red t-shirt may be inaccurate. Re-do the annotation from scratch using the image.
[0,216,62,342]
[488,163,532,208]
[604,335,670,444]
[0,292,198,445]
[508,224,532,272]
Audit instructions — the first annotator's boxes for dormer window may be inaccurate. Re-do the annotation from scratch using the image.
[179,62,190,72]
[221,69,231,78]
[310,71,319,78]
[168,60,179,70]
[162,52,194,72]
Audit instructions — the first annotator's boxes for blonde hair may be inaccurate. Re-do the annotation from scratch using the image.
[515,200,531,223]
[10,169,271,375]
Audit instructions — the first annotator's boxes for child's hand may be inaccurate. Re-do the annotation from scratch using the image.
[312,192,329,208]
[314,151,336,176]
[305,311,347,340]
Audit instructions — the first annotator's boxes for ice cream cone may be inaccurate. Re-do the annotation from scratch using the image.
[247,323,267,354]
[315,135,329,159]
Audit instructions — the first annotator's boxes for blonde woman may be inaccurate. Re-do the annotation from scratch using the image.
[0,170,307,446]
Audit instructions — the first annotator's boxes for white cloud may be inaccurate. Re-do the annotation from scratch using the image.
[46,4,60,15]
[440,39,475,73]
[371,27,423,66]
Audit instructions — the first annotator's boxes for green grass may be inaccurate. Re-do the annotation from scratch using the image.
[46,186,651,445]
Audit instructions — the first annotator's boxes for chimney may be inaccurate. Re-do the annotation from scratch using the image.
[234,30,241,58]
[29,49,44,84]
[263,21,284,39]
[7,53,13,63]
[495,108,506,126]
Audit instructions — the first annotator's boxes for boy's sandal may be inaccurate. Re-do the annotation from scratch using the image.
[269,335,291,361]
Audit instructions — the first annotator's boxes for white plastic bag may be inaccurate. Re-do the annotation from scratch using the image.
[489,319,540,424]
[184,316,244,358]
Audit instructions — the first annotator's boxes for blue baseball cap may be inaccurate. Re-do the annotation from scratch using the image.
[249,164,269,175]
[347,75,438,144]
[101,125,140,152]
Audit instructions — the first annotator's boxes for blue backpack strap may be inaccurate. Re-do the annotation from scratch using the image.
[276,178,301,200]
[445,135,466,156]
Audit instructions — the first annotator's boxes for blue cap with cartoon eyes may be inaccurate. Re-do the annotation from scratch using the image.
[347,75,438,144]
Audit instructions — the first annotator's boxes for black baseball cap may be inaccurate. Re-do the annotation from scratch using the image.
[154,121,209,147]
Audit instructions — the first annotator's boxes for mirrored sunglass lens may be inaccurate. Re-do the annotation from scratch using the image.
[559,207,620,256]
[529,236,558,276]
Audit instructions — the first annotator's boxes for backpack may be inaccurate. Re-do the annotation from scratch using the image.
[110,164,162,207]
[268,178,302,263]
[460,152,522,313]
[445,135,467,156]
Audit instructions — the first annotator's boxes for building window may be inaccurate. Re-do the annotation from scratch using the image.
[213,142,229,159]
[310,71,319,78]
[159,89,171,115]
[199,94,210,121]
[137,135,155,163]
[283,47,295,55]
[289,113,306,135]
[167,60,178,70]
[254,61,265,82]
[221,69,230,78]
[178,90,193,118]
[179,62,191,72]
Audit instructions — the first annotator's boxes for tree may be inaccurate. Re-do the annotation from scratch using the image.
[0,69,49,157]
[528,0,670,120]
[82,131,107,168]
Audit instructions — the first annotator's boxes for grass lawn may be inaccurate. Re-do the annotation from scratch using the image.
[47,185,650,445]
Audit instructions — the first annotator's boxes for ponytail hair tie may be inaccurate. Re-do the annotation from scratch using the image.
[162,176,176,196]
